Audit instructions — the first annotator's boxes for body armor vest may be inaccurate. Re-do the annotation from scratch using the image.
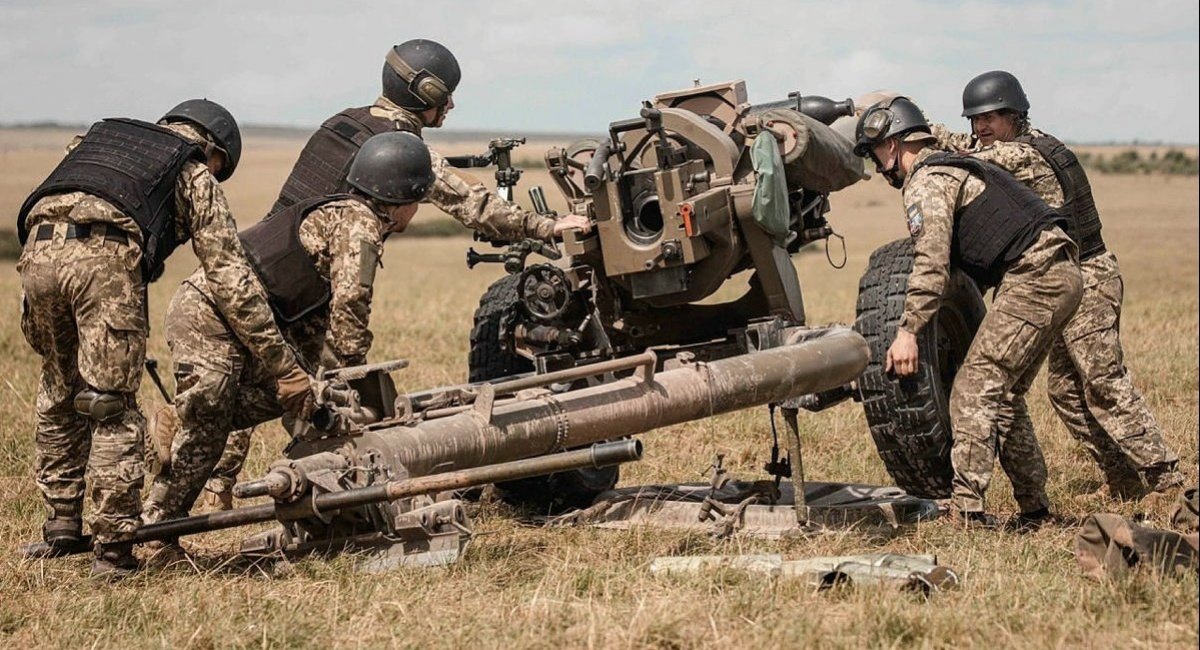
[17,119,205,280]
[1015,132,1106,260]
[914,153,1066,287]
[270,107,400,215]
[240,194,374,323]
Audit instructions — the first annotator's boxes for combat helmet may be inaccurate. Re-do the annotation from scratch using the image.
[347,132,435,204]
[160,99,242,181]
[853,96,935,157]
[961,70,1030,117]
[382,39,462,111]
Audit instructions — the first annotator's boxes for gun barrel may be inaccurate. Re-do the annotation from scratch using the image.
[28,441,643,558]
[355,327,868,479]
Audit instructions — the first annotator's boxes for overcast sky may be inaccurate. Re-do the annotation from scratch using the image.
[1,1,1196,143]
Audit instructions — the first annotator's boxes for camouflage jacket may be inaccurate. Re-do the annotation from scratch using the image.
[189,199,384,370]
[369,96,557,242]
[930,123,1064,207]
[23,123,298,378]
[897,147,987,334]
[285,199,385,368]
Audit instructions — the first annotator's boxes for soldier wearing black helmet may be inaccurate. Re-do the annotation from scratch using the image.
[855,96,1083,527]
[271,38,591,241]
[15,100,316,578]
[142,133,436,533]
[933,71,1184,502]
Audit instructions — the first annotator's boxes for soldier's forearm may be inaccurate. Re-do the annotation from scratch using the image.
[930,123,975,152]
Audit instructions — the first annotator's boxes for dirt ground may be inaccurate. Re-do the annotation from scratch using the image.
[0,128,1196,648]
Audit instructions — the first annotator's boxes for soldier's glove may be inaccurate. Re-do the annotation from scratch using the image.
[146,404,180,476]
[275,365,317,421]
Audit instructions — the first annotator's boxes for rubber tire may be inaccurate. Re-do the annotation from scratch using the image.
[853,239,986,499]
[468,274,620,513]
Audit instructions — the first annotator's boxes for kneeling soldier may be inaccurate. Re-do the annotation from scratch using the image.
[17,100,315,578]
[142,132,434,526]
[854,97,1083,526]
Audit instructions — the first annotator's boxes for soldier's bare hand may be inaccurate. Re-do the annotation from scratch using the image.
[553,214,593,236]
[886,329,920,377]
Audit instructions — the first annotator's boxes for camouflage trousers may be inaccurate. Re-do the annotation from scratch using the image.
[950,228,1083,514]
[17,227,148,543]
[1045,252,1180,491]
[142,280,283,523]
[203,427,253,495]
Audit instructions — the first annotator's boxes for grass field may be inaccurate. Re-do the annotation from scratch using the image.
[0,129,1196,648]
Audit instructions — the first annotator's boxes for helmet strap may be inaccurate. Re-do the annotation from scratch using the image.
[879,139,906,189]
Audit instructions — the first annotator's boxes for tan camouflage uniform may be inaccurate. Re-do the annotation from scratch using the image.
[371,96,557,242]
[144,199,384,521]
[900,146,1083,514]
[194,97,564,500]
[203,426,253,498]
[17,123,297,543]
[933,123,1181,494]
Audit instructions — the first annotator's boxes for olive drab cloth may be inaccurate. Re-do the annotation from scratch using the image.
[749,131,791,246]
[144,198,386,522]
[17,122,297,544]
[899,146,1082,514]
[1074,513,1199,579]
[932,123,1182,494]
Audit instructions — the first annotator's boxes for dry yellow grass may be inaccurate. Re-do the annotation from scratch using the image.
[0,129,1196,648]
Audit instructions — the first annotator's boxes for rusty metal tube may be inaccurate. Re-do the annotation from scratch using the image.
[314,439,642,512]
[354,326,868,477]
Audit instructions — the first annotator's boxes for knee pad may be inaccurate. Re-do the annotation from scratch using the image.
[74,389,127,423]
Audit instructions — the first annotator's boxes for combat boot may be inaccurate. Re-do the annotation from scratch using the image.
[201,486,235,511]
[952,510,1000,530]
[1143,464,1185,495]
[41,502,88,556]
[1139,465,1186,515]
[91,541,138,580]
[140,538,187,567]
[1007,507,1054,533]
[1073,478,1146,504]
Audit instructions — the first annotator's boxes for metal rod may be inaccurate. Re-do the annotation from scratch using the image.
[33,441,643,558]
[487,350,657,395]
[781,407,807,524]
[315,440,642,512]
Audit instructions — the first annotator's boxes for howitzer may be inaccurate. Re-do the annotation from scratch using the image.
[20,81,909,567]
[454,79,874,511]
[21,326,867,565]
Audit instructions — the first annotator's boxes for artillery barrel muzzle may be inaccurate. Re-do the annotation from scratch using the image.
[231,471,294,500]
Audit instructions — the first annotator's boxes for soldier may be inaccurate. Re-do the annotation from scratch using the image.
[271,38,591,240]
[188,39,594,508]
[932,71,1183,500]
[854,97,1083,526]
[16,100,315,578]
[141,132,435,529]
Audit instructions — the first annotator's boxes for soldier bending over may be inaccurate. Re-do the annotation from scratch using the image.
[16,100,315,578]
[854,97,1083,527]
[142,132,435,529]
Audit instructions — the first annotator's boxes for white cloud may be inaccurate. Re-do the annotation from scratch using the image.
[0,0,1195,142]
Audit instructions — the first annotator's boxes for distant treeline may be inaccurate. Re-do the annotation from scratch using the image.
[1077,149,1198,175]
